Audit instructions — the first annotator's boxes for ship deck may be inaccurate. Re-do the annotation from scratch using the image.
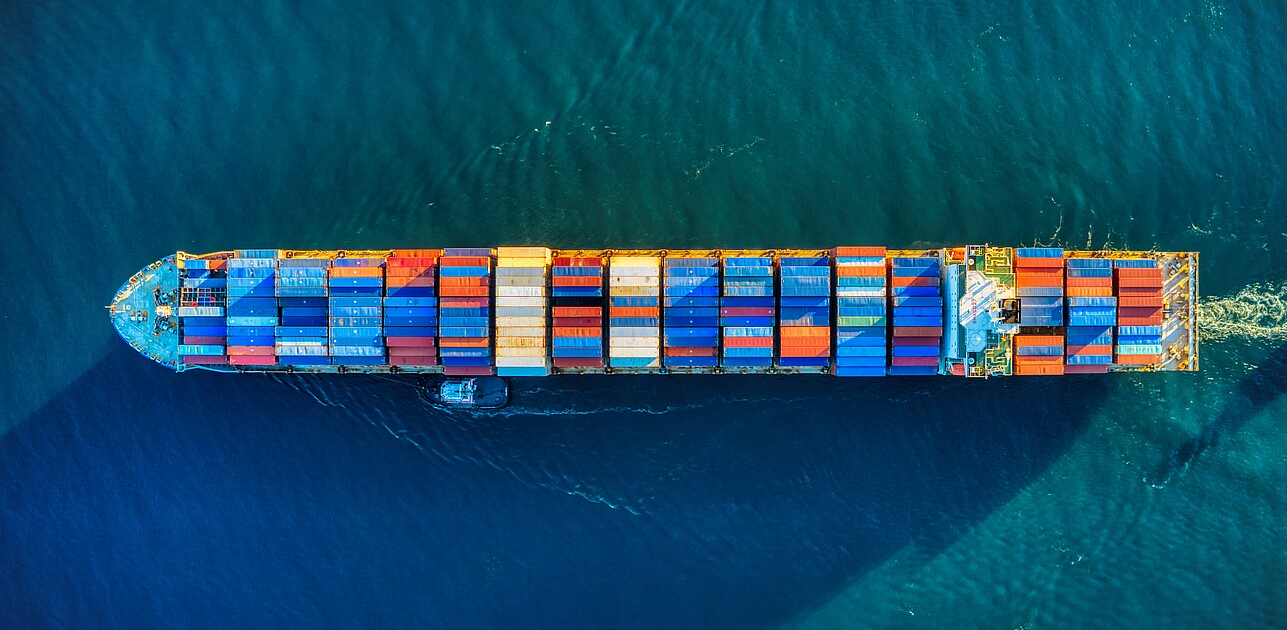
[109,255,181,369]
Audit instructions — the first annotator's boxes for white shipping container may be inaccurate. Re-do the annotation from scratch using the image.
[608,326,659,337]
[495,326,546,337]
[495,296,545,307]
[609,337,660,348]
[609,286,659,297]
[495,307,544,318]
[495,356,550,367]
[494,316,545,328]
[610,257,660,266]
[178,306,225,317]
[609,266,660,277]
[609,276,660,286]
[496,276,547,287]
[496,286,547,297]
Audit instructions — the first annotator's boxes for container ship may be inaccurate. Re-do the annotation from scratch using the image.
[109,246,1199,378]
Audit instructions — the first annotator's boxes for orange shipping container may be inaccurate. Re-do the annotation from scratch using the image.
[779,326,829,338]
[1014,257,1066,268]
[779,347,830,358]
[833,246,886,256]
[439,256,490,266]
[612,306,658,317]
[1014,364,1065,376]
[1115,268,1163,278]
[1117,277,1163,289]
[329,267,385,278]
[1014,355,1064,365]
[1068,287,1114,297]
[1014,335,1064,347]
[438,337,489,347]
[553,327,601,338]
[890,276,939,287]
[385,277,437,288]
[835,265,885,277]
[440,287,489,297]
[1115,354,1161,365]
[552,276,602,287]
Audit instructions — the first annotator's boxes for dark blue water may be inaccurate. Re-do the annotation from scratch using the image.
[2,1,1286,627]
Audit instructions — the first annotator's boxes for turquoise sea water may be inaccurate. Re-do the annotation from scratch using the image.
[2,1,1285,627]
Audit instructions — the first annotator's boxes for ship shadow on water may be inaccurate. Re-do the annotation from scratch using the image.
[1150,340,1287,486]
[4,347,1113,629]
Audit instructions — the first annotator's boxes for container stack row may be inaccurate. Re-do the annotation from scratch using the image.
[551,255,606,369]
[1064,258,1115,374]
[328,258,385,366]
[226,250,280,367]
[1114,260,1165,366]
[495,247,551,377]
[384,250,440,368]
[438,249,493,376]
[178,258,229,366]
[778,255,831,369]
[609,256,662,369]
[1014,247,1064,327]
[664,256,720,368]
[1013,334,1065,376]
[889,256,942,375]
[275,258,330,367]
[720,255,774,369]
[832,247,888,377]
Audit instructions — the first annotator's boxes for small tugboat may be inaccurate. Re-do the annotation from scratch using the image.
[420,376,509,410]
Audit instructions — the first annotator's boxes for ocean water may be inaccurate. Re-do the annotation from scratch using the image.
[2,0,1285,627]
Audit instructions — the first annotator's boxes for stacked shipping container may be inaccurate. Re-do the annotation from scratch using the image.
[494,247,551,377]
[385,250,440,368]
[720,255,775,369]
[328,258,385,366]
[1013,334,1065,376]
[178,257,229,366]
[609,256,662,369]
[438,249,494,376]
[1064,258,1115,374]
[832,247,889,377]
[1014,248,1065,327]
[778,255,831,369]
[551,254,606,369]
[663,256,720,368]
[1114,260,1165,366]
[889,256,942,375]
[275,258,330,367]
[225,250,279,367]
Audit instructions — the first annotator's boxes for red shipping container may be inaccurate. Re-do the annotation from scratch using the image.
[183,336,225,345]
[893,326,943,337]
[385,337,437,347]
[664,347,717,357]
[227,346,276,356]
[386,257,439,267]
[389,356,440,366]
[385,277,437,287]
[182,355,229,365]
[389,249,442,259]
[553,276,602,287]
[1115,267,1163,278]
[444,366,494,376]
[553,307,602,317]
[387,346,438,357]
[439,256,490,266]
[892,356,938,367]
[553,257,603,266]
[723,336,773,347]
[1064,364,1110,374]
[229,355,277,365]
[1014,355,1064,364]
[553,317,602,327]
[720,307,775,316]
[439,277,489,287]
[1118,317,1164,326]
[1119,297,1163,308]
